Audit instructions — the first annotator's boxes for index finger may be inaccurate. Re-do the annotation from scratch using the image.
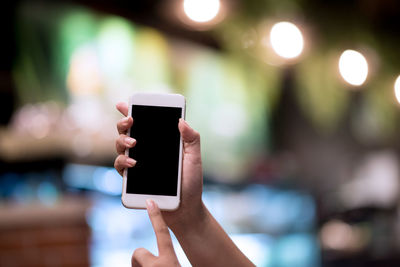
[116,102,129,117]
[146,199,175,255]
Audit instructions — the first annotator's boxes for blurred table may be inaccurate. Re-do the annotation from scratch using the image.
[0,196,91,267]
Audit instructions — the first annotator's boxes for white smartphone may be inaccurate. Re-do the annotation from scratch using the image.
[121,92,185,210]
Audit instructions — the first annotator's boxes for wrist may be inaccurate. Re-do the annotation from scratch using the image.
[169,201,209,236]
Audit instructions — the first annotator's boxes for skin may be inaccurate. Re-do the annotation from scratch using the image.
[115,102,254,267]
[132,200,180,267]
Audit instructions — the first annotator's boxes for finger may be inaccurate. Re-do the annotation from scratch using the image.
[178,119,201,163]
[116,134,136,154]
[114,155,136,176]
[116,102,129,117]
[132,247,156,267]
[146,199,175,255]
[117,116,133,135]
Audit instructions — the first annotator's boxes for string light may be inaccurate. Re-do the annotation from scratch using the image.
[394,75,400,104]
[270,22,304,59]
[183,0,220,23]
[338,50,368,86]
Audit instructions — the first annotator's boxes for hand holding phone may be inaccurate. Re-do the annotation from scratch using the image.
[115,98,204,224]
[121,93,185,210]
[115,103,255,267]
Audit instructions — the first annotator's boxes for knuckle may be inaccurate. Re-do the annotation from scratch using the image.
[117,119,128,132]
[190,130,201,145]
[194,130,201,140]
[133,247,146,257]
[114,155,123,168]
[132,247,151,263]
[116,121,122,131]
[116,135,124,146]
[121,134,129,143]
[131,248,143,265]
[113,158,119,169]
[157,225,170,236]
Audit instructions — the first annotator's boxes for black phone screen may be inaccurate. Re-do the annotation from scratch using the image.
[126,104,182,196]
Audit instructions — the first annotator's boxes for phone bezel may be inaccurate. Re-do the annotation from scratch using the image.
[121,92,185,211]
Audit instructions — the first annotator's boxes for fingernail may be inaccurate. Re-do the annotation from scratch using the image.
[126,158,136,166]
[146,199,155,210]
[125,137,136,146]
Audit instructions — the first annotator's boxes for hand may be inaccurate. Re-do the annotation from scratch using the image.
[116,103,254,267]
[132,199,180,267]
[114,107,136,175]
[114,102,206,231]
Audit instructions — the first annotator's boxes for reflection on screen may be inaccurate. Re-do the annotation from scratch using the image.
[127,105,181,196]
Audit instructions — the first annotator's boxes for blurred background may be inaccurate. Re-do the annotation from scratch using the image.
[1,0,400,266]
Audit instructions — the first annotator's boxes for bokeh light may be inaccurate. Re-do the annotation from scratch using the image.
[338,50,368,86]
[67,44,102,96]
[320,220,369,252]
[183,0,220,23]
[97,17,135,78]
[394,75,400,104]
[320,220,353,250]
[270,22,304,59]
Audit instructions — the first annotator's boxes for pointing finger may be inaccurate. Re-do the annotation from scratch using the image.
[146,199,175,256]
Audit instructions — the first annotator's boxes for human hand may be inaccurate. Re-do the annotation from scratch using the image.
[132,199,180,267]
[116,102,254,267]
[114,105,136,175]
[114,102,206,232]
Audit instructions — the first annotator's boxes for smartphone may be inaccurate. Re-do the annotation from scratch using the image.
[121,92,185,210]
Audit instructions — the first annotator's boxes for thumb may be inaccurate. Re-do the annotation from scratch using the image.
[178,119,201,161]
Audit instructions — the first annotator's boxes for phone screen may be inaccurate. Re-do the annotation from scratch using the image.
[127,104,182,196]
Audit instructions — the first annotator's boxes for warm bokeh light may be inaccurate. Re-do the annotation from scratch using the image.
[67,45,102,96]
[183,0,220,23]
[270,22,304,59]
[320,220,367,252]
[320,220,351,250]
[338,50,368,86]
[395,75,400,104]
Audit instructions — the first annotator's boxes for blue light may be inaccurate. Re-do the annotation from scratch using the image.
[230,233,274,267]
[63,163,122,195]
[37,181,59,206]
[63,163,95,189]
[274,233,320,267]
[92,167,122,196]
